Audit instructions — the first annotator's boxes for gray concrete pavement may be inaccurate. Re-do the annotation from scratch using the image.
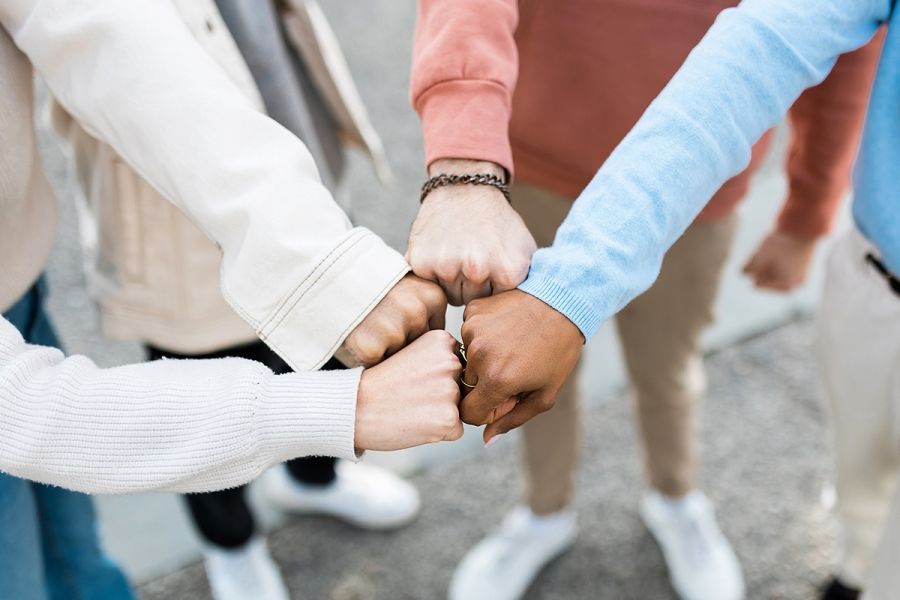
[138,319,838,600]
[30,0,849,593]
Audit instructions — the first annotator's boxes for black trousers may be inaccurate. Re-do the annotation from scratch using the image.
[146,341,343,548]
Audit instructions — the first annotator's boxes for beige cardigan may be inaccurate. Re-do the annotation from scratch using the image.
[0,0,410,492]
[50,0,390,354]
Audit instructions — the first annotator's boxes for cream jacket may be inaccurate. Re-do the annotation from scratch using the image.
[1,0,409,371]
[51,0,391,354]
[0,0,426,493]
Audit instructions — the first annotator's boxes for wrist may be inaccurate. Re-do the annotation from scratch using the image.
[428,158,506,181]
[773,226,819,246]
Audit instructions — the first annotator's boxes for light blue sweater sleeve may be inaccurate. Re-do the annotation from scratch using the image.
[519,0,889,339]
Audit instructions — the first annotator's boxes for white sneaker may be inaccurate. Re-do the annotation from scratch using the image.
[203,538,289,600]
[448,506,577,600]
[263,461,421,530]
[640,490,745,600]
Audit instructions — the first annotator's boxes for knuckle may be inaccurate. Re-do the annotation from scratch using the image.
[495,268,524,290]
[403,301,429,329]
[421,280,447,304]
[479,364,507,386]
[536,395,556,413]
[433,261,461,283]
[458,405,480,426]
[461,257,491,284]
[422,329,451,349]
[445,420,465,441]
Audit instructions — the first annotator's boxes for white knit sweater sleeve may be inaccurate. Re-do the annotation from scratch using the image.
[0,0,409,372]
[0,317,360,495]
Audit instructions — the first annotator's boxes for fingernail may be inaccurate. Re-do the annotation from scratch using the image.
[484,434,505,449]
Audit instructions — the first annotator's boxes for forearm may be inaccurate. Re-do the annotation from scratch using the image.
[411,0,519,174]
[0,0,408,371]
[0,318,359,495]
[778,31,885,239]
[520,0,888,339]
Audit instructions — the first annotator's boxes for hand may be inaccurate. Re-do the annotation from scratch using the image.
[460,290,583,444]
[743,230,818,292]
[354,330,464,451]
[338,274,447,367]
[406,159,537,306]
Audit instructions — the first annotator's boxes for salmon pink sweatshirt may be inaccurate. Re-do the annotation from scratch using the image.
[411,0,883,239]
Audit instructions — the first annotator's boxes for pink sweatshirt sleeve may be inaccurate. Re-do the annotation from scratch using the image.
[777,30,884,239]
[410,0,519,175]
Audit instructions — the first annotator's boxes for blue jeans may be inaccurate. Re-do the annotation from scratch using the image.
[0,279,133,600]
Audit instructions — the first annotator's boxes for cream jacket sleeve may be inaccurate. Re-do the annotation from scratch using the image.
[0,0,409,371]
[0,316,361,494]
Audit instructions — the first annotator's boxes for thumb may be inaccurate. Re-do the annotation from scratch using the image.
[483,388,556,445]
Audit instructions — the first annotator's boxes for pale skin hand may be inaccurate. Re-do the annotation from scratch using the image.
[354,330,465,451]
[460,289,584,445]
[742,230,818,292]
[406,159,537,306]
[337,274,448,368]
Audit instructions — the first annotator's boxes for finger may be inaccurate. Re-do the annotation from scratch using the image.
[458,380,511,425]
[462,278,492,305]
[488,397,518,423]
[462,297,486,326]
[760,276,792,292]
[754,265,780,290]
[421,284,448,330]
[443,275,464,307]
[459,368,477,397]
[741,257,757,275]
[483,390,554,444]
[372,316,407,362]
[428,304,447,330]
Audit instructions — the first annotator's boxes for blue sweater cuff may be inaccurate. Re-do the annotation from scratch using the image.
[518,275,604,341]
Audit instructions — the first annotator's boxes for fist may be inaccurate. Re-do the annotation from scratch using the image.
[338,274,448,367]
[406,159,536,306]
[743,230,817,292]
[460,290,583,444]
[354,330,465,451]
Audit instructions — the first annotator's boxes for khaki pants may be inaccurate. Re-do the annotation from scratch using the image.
[513,182,737,514]
[816,228,900,597]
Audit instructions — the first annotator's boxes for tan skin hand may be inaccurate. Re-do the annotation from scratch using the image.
[406,159,537,306]
[354,330,465,451]
[338,274,448,368]
[743,230,818,292]
[460,289,584,445]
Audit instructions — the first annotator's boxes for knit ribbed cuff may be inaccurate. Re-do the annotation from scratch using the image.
[256,367,362,464]
[416,79,514,176]
[518,275,603,341]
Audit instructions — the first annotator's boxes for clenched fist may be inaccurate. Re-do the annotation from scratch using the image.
[338,274,448,367]
[354,330,465,451]
[459,290,583,445]
[406,159,537,305]
[743,230,817,291]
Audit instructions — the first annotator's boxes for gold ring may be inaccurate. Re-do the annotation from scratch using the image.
[460,371,477,389]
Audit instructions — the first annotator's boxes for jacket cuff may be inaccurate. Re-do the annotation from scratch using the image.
[257,367,362,463]
[416,79,514,176]
[258,228,410,371]
[518,275,603,341]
